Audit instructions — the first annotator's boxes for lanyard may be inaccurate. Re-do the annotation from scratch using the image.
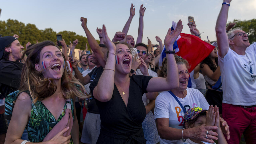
[168,91,186,113]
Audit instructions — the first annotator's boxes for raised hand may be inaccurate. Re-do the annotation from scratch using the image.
[139,58,149,76]
[26,42,31,49]
[189,125,218,143]
[130,3,135,17]
[164,20,183,50]
[73,39,78,46]
[188,22,200,36]
[13,34,19,39]
[96,28,103,38]
[102,25,116,52]
[80,17,87,28]
[155,36,162,43]
[112,32,126,42]
[206,105,216,126]
[139,4,146,16]
[226,22,235,32]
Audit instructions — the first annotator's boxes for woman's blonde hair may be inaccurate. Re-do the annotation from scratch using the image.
[158,55,190,78]
[19,41,88,102]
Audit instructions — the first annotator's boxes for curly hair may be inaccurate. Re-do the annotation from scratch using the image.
[158,55,190,78]
[19,41,88,102]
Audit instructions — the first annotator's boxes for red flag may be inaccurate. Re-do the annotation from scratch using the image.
[176,33,215,72]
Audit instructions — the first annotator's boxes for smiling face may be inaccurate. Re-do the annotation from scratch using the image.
[35,46,65,80]
[144,53,153,64]
[209,47,218,58]
[126,35,135,47]
[229,30,250,49]
[80,54,88,66]
[177,64,189,90]
[115,44,132,74]
[87,54,96,67]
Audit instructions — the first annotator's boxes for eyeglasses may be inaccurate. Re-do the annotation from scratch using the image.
[137,50,147,55]
[230,32,249,39]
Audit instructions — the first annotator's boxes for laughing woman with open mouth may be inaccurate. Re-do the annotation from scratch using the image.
[89,21,183,144]
[5,41,88,144]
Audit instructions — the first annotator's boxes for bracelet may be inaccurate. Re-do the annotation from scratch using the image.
[21,140,30,144]
[222,2,230,6]
[99,37,103,38]
[182,128,186,142]
[164,50,175,54]
[104,68,115,72]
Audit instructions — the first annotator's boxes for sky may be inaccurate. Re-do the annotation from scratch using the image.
[0,0,256,45]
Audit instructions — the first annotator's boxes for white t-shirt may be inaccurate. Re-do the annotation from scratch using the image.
[82,67,96,94]
[154,88,209,144]
[218,43,256,106]
[194,73,206,90]
[189,70,197,89]
[136,69,158,105]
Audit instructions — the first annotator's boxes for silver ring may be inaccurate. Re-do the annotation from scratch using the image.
[206,130,209,135]
[206,134,208,139]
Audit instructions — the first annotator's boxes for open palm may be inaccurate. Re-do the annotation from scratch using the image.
[164,20,183,49]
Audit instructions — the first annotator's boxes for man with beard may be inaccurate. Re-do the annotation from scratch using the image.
[0,36,24,144]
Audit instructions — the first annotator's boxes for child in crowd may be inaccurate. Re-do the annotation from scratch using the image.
[178,106,227,144]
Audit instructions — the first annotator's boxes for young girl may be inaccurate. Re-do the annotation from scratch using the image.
[179,106,227,144]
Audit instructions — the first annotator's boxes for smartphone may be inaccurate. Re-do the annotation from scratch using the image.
[188,16,194,25]
[56,34,62,46]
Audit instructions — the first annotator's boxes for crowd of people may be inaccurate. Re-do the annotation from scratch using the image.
[0,0,255,144]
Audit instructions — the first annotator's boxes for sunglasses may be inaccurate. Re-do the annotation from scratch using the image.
[137,50,147,55]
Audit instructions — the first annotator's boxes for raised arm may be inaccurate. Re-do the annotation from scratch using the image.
[122,3,135,35]
[59,39,69,60]
[80,17,105,67]
[146,20,184,92]
[71,59,91,85]
[152,36,163,66]
[201,65,221,81]
[69,39,78,59]
[215,0,232,58]
[96,28,104,44]
[136,4,146,44]
[93,25,116,102]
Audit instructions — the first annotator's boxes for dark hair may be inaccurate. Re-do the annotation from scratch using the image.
[184,111,207,129]
[154,48,160,55]
[2,43,11,60]
[135,43,148,53]
[200,57,218,72]
[86,54,92,62]
[80,54,87,61]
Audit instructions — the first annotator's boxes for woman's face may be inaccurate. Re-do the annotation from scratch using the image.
[209,47,218,58]
[35,45,65,79]
[115,44,132,74]
[177,64,189,90]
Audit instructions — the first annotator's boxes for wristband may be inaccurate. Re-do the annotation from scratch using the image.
[164,50,175,54]
[21,140,30,144]
[222,2,230,6]
[99,37,103,38]
[130,69,135,74]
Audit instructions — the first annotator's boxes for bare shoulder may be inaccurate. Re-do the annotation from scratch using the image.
[16,92,32,107]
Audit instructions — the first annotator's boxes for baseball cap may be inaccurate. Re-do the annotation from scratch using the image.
[0,36,17,59]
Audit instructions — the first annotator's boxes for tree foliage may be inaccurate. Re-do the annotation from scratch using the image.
[0,19,96,50]
[229,19,256,43]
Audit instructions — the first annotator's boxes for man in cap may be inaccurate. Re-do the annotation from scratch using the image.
[0,36,24,144]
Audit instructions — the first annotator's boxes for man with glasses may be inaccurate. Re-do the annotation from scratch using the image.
[216,0,256,143]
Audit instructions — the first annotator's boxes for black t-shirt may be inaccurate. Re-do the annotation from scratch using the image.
[0,59,23,99]
[86,66,103,114]
[90,74,152,144]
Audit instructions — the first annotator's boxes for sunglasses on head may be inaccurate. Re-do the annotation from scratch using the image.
[137,50,147,55]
